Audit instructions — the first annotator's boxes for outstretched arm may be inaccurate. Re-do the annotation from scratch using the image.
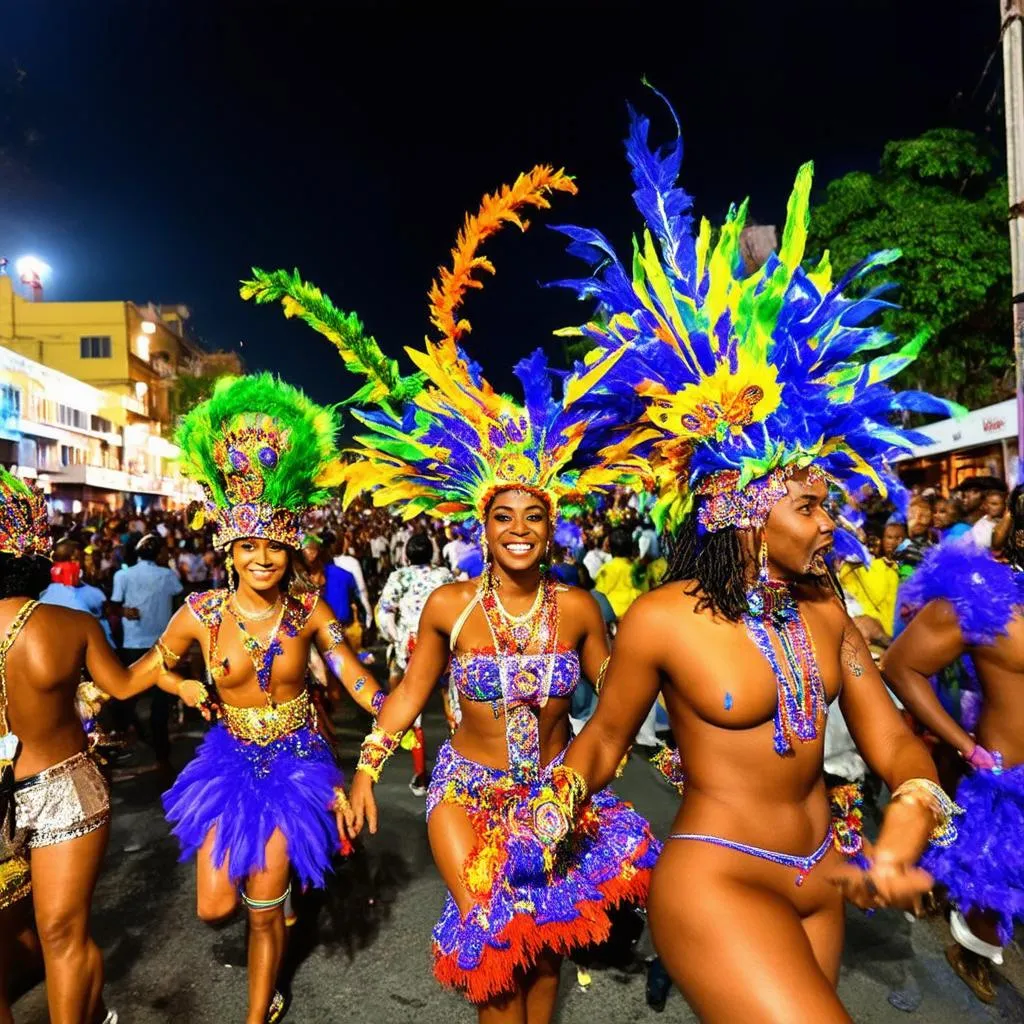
[880,600,976,758]
[562,596,662,793]
[310,600,385,716]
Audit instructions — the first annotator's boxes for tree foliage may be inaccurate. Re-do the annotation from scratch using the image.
[807,128,1012,408]
[169,371,223,422]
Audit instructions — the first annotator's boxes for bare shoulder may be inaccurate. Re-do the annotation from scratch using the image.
[623,580,701,626]
[557,584,603,618]
[423,579,478,624]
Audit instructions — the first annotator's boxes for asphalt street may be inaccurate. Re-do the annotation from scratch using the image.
[11,697,1024,1024]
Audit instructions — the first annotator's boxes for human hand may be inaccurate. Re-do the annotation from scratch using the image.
[965,743,1001,772]
[176,679,218,721]
[332,786,358,847]
[827,851,933,913]
[349,770,378,836]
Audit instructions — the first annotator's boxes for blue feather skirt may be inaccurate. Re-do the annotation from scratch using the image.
[163,723,344,890]
[922,764,1024,944]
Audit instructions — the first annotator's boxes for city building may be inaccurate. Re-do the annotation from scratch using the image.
[0,275,204,511]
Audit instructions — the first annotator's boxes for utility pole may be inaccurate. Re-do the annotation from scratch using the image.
[1001,0,1024,477]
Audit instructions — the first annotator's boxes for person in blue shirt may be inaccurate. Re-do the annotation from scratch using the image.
[110,534,184,774]
[39,540,112,642]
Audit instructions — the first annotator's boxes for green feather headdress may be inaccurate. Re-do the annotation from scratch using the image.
[175,373,345,549]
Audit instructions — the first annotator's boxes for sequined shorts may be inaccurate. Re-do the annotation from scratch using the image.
[4,751,110,856]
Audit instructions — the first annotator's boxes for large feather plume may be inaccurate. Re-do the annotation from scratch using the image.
[176,373,344,513]
[552,92,963,531]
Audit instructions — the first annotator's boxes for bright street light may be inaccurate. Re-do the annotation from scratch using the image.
[14,255,50,280]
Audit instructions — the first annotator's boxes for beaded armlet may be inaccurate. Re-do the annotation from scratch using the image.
[891,777,964,848]
[356,726,405,782]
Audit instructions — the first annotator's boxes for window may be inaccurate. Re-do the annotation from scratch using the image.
[80,336,112,359]
[90,414,113,434]
[0,385,21,419]
[57,404,88,430]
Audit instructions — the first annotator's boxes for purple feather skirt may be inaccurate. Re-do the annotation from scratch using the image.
[922,764,1024,944]
[428,742,660,1004]
[163,723,344,890]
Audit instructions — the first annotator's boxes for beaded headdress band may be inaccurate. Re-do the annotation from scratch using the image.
[0,467,50,557]
[553,91,962,535]
[177,374,344,550]
[242,168,649,525]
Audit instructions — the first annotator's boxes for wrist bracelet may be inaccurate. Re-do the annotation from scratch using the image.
[356,726,404,782]
[595,656,610,695]
[891,777,964,848]
[331,785,351,814]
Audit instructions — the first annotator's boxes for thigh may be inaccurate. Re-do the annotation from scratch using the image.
[802,898,846,986]
[427,802,479,917]
[29,825,109,937]
[648,844,852,1024]
[244,829,291,901]
[196,826,239,918]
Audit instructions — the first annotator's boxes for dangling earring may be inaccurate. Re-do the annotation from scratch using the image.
[758,535,770,585]
[225,553,236,594]
[745,533,768,618]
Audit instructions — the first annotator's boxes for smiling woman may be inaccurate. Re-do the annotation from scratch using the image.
[151,374,388,1024]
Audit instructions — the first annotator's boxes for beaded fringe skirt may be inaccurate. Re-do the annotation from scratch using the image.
[428,741,660,1004]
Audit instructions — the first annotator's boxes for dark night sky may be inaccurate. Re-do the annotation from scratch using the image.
[0,1,1003,409]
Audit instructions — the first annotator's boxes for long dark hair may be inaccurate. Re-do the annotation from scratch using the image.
[663,506,838,621]
[664,512,750,622]
[0,552,54,601]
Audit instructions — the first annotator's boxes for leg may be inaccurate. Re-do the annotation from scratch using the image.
[524,951,561,1024]
[30,824,109,1024]
[196,826,240,922]
[242,829,291,1024]
[428,803,527,1024]
[801,896,846,987]
[648,844,852,1024]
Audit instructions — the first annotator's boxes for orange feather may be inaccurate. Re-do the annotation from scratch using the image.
[427,166,577,366]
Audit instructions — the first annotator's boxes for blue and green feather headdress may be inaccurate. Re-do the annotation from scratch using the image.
[552,92,962,533]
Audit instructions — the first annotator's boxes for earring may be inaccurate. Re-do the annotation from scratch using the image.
[745,534,769,618]
[225,553,236,593]
[758,535,769,584]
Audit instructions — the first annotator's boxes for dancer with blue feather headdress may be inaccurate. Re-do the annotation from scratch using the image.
[545,91,964,1021]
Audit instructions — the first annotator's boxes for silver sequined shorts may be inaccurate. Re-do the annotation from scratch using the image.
[6,751,110,854]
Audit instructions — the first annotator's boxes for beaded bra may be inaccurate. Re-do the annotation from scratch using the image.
[186,588,319,742]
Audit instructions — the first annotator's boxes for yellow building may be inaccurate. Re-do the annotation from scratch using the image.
[0,275,201,511]
[0,274,203,427]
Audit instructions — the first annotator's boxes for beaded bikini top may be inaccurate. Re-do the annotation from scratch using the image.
[450,647,580,705]
[186,588,319,736]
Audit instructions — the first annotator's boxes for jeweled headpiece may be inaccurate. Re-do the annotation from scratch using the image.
[242,168,647,523]
[553,92,962,534]
[176,374,344,548]
[0,467,50,557]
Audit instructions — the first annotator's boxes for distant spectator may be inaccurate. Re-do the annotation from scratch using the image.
[971,481,1011,551]
[895,497,935,579]
[594,527,643,620]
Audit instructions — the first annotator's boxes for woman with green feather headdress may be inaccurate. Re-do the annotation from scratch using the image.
[548,93,962,1022]
[153,373,388,1024]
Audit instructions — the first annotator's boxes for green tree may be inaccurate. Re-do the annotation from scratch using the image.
[168,371,222,422]
[807,128,1012,408]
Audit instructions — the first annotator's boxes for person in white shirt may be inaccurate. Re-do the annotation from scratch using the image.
[582,533,611,581]
[970,485,1011,551]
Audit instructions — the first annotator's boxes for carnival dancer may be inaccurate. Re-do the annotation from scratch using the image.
[882,511,1024,1003]
[151,374,386,1024]
[375,532,455,794]
[0,467,199,1024]
[242,168,657,1023]
[541,96,962,1022]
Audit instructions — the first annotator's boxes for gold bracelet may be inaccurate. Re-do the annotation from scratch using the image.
[595,656,610,695]
[331,786,351,814]
[155,641,181,673]
[891,777,964,848]
[356,726,405,782]
[175,677,210,707]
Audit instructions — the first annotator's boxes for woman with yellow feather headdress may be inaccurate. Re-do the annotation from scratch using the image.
[549,94,962,1021]
[151,374,388,1024]
[242,169,658,1021]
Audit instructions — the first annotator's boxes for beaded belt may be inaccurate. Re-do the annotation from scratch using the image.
[221,690,312,746]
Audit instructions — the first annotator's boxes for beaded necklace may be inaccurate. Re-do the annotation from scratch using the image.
[480,572,559,783]
[743,580,827,756]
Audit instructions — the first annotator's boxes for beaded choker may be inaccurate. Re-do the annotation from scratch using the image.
[743,580,827,756]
